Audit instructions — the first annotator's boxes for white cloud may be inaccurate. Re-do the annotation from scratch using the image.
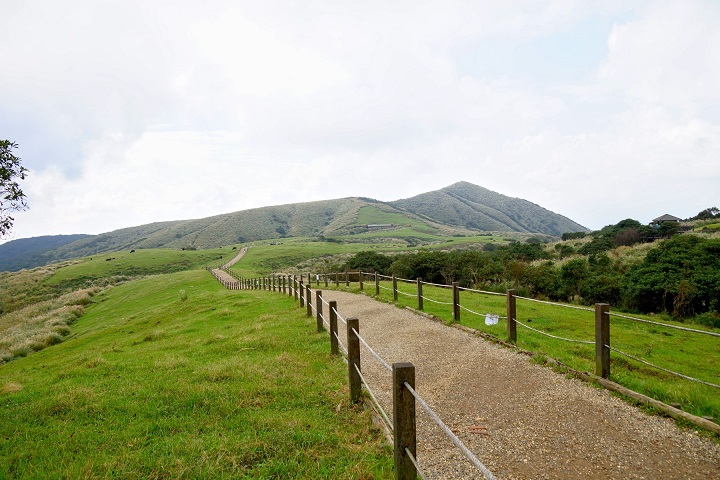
[3,1,720,241]
[600,1,720,111]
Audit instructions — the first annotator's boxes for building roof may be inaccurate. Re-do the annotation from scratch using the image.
[652,214,682,222]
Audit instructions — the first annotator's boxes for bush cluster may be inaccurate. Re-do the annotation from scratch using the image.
[343,234,720,323]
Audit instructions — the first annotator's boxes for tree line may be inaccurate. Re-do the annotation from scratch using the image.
[343,220,720,327]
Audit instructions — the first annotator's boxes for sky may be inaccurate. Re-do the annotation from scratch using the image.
[2,0,719,241]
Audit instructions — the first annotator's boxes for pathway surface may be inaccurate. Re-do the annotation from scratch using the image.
[221,247,248,269]
[210,247,249,286]
[318,289,720,480]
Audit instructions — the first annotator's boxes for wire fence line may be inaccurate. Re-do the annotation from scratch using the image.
[514,318,595,345]
[458,286,505,296]
[405,448,429,480]
[354,363,393,432]
[332,306,348,325]
[607,344,720,389]
[322,315,330,330]
[352,327,393,372]
[459,304,506,320]
[397,277,417,285]
[421,295,454,306]
[609,312,720,338]
[333,331,348,356]
[404,382,497,480]
[515,295,595,313]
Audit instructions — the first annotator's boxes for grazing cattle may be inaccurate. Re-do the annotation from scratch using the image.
[232,246,237,250]
[130,249,135,253]
[106,258,112,261]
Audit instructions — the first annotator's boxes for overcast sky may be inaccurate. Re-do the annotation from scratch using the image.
[2,0,719,241]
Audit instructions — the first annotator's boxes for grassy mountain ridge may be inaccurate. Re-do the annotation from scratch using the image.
[390,182,587,236]
[1,182,588,271]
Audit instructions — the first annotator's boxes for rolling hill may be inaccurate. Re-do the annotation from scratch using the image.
[0,182,588,271]
[390,182,584,236]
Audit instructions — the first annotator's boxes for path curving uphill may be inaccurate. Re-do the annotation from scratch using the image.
[220,246,248,269]
[319,290,720,480]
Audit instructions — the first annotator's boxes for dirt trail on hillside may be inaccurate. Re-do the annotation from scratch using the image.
[318,290,720,480]
[221,247,248,269]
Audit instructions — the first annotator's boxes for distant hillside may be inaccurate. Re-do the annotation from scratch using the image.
[391,182,587,236]
[0,234,90,271]
[0,182,588,271]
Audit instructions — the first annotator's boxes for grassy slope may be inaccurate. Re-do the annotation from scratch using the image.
[390,182,588,235]
[227,240,395,277]
[0,247,234,315]
[0,270,392,479]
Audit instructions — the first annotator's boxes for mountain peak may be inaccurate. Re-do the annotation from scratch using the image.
[391,182,587,235]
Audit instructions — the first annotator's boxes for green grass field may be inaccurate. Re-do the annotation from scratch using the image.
[0,269,392,478]
[354,206,428,229]
[226,240,404,278]
[700,222,720,231]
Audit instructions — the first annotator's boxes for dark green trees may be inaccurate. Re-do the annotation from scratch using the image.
[622,235,720,317]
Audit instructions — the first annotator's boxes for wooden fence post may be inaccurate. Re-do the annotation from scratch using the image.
[324,274,328,288]
[299,280,304,306]
[595,303,610,378]
[507,289,517,344]
[307,273,312,287]
[306,285,312,317]
[452,282,460,322]
[316,291,324,332]
[329,301,338,355]
[272,276,276,292]
[393,362,417,480]
[345,271,349,288]
[294,276,299,301]
[347,317,361,403]
[359,272,364,291]
[375,273,380,296]
[417,278,423,311]
[335,272,339,287]
[392,275,398,301]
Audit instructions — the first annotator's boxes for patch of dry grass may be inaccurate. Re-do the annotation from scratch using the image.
[0,287,101,364]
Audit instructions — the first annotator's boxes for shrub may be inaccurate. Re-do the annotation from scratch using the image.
[621,235,720,317]
[344,251,393,274]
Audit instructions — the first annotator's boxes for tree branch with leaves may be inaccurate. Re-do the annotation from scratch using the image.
[0,140,29,237]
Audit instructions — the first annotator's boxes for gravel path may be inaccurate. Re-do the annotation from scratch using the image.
[319,290,720,480]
